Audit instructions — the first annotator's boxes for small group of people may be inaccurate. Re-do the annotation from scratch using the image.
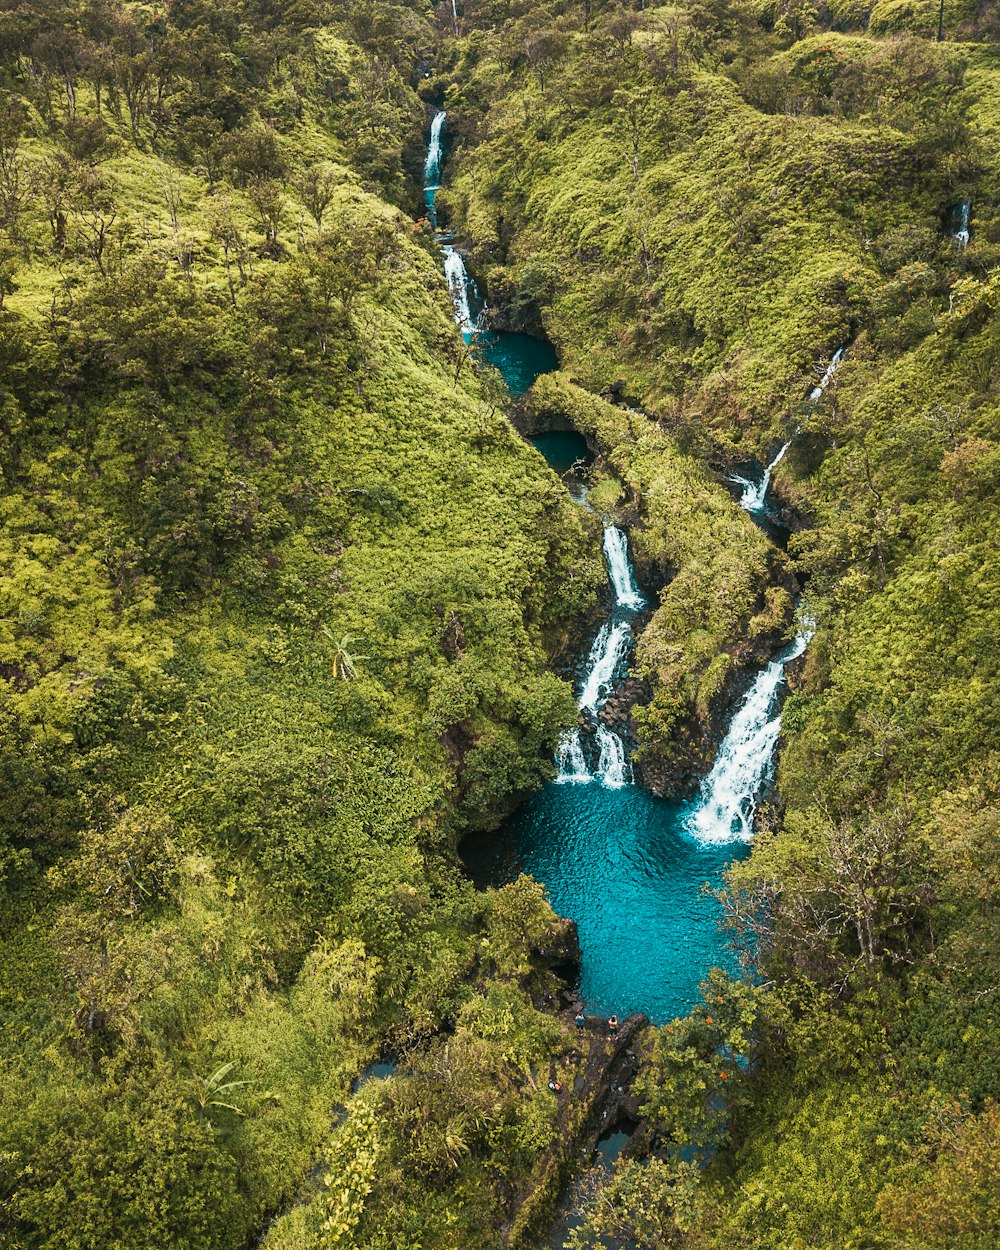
[573,1008,619,1034]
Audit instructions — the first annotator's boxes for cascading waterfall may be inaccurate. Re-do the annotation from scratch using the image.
[578,620,633,714]
[595,724,630,788]
[555,527,643,787]
[603,525,645,609]
[422,110,481,336]
[442,246,479,337]
[554,729,590,783]
[955,200,971,249]
[424,109,446,187]
[687,627,812,843]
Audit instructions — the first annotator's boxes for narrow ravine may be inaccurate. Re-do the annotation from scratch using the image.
[427,109,808,1025]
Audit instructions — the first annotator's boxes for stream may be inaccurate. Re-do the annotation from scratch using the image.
[426,109,806,1025]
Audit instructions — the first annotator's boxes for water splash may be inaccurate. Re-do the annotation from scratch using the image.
[687,628,812,844]
[603,525,645,608]
[424,110,446,188]
[595,724,630,788]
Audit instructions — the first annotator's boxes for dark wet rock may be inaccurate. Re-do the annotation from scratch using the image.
[538,917,582,983]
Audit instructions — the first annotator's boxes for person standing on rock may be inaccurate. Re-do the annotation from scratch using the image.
[608,1014,619,1035]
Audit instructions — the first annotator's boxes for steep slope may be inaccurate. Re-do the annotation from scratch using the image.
[434,3,1000,1246]
[0,3,601,1248]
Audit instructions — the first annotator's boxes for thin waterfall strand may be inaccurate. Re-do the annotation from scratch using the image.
[809,346,845,401]
[734,347,845,513]
[955,200,970,249]
[687,628,811,844]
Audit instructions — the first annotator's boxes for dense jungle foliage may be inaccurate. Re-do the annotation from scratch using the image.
[434,0,1000,1244]
[0,2,606,1247]
[3,0,1000,1247]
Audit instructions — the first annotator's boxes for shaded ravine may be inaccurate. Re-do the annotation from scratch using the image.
[427,109,808,1025]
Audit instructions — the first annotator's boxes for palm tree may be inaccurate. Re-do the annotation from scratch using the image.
[320,627,368,680]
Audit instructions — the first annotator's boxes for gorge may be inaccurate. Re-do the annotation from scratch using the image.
[428,113,811,1024]
[4,3,1000,1248]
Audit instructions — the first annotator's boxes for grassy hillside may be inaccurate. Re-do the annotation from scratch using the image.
[435,1,1000,1245]
[0,3,607,1248]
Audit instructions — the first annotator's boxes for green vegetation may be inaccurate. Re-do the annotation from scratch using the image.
[435,0,1000,1245]
[0,3,605,1248]
[6,0,1000,1246]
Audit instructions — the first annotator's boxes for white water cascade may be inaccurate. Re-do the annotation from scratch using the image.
[578,620,633,714]
[955,200,971,249]
[554,729,590,783]
[422,110,481,335]
[731,347,845,514]
[734,439,791,513]
[442,246,479,336]
[809,345,845,401]
[424,110,446,187]
[555,527,643,787]
[595,724,631,788]
[603,525,646,609]
[687,627,812,844]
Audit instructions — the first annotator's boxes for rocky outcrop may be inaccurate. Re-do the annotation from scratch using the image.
[503,1012,650,1250]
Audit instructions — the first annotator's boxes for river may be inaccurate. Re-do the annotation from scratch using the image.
[426,109,807,1025]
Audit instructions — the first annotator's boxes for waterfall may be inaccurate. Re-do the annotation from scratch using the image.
[809,346,845,401]
[955,200,970,249]
[422,111,481,335]
[450,0,458,30]
[443,245,479,337]
[424,110,446,188]
[578,620,633,714]
[603,526,645,609]
[734,440,791,513]
[555,729,590,783]
[733,347,845,515]
[687,628,811,844]
[552,526,644,787]
[595,724,630,788]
